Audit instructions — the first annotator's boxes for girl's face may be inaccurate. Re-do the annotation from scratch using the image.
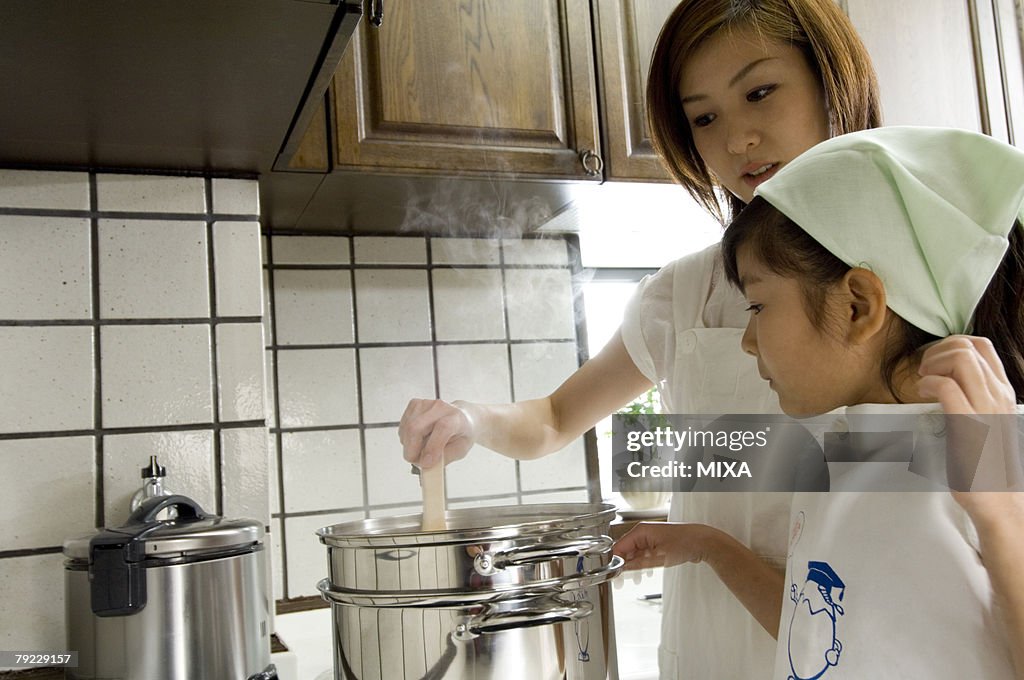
[736,244,887,416]
[680,25,831,204]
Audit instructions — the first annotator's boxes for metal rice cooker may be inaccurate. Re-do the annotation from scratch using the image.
[63,494,276,680]
[317,502,623,680]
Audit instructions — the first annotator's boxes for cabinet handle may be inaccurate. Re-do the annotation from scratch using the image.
[369,0,384,27]
[579,149,604,177]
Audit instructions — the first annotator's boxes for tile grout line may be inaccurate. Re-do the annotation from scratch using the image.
[264,227,290,600]
[90,172,104,528]
[206,178,224,516]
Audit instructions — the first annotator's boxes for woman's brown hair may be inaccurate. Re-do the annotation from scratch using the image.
[647,0,882,223]
[721,198,1024,402]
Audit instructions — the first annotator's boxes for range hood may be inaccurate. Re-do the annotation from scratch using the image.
[0,0,362,174]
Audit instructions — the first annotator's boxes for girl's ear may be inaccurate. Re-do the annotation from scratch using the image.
[841,267,889,344]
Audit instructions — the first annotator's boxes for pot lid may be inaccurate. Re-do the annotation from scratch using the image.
[63,494,263,561]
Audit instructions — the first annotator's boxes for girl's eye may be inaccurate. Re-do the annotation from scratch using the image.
[692,113,715,128]
[745,303,763,315]
[747,84,776,102]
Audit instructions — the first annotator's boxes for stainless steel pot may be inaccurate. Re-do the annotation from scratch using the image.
[63,495,275,680]
[317,502,623,680]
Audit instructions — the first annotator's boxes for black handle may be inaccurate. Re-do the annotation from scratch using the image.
[128,494,206,525]
[369,0,384,27]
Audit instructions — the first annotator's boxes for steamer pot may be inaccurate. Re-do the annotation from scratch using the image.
[317,502,623,680]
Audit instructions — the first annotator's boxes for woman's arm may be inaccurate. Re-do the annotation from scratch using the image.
[613,521,786,638]
[399,331,652,467]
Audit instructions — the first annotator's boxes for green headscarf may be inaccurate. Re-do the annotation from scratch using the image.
[755,126,1024,336]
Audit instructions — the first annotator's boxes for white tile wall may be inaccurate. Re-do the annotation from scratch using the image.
[98,219,210,318]
[354,236,427,264]
[432,237,501,265]
[504,268,578,339]
[213,221,264,316]
[0,215,92,319]
[0,436,95,551]
[276,348,359,427]
[216,322,267,422]
[212,178,260,216]
[273,270,354,345]
[354,270,431,343]
[502,237,569,265]
[0,169,267,656]
[0,326,94,433]
[284,511,362,598]
[432,269,506,341]
[96,174,206,213]
[271,235,350,265]
[0,554,66,652]
[221,427,272,525]
[101,324,214,428]
[280,428,363,512]
[263,233,594,602]
[435,343,511,403]
[0,169,89,210]
[359,346,436,424]
[363,426,422,505]
[103,430,217,524]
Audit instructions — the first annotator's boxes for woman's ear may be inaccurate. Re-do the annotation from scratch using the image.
[840,267,889,344]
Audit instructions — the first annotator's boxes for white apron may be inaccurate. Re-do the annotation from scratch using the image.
[653,250,789,679]
[773,405,1015,680]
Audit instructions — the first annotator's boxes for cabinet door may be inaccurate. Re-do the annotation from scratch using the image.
[327,0,602,180]
[845,0,983,131]
[593,0,677,181]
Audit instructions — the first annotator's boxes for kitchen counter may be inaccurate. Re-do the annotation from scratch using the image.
[273,568,664,680]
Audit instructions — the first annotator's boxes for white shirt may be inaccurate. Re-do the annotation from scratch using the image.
[621,244,787,679]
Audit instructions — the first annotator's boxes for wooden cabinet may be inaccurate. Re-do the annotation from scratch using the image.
[287,0,680,182]
[280,0,1024,194]
[592,0,678,181]
[308,0,603,180]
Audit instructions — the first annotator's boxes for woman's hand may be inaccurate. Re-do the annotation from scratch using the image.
[612,521,719,571]
[398,399,475,469]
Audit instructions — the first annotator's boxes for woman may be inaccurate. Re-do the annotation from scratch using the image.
[400,1,880,676]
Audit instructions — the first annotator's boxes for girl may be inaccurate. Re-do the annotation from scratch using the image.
[712,125,1024,677]
[400,0,880,676]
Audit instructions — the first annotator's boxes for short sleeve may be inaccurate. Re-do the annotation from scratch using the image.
[620,245,719,387]
[621,263,675,385]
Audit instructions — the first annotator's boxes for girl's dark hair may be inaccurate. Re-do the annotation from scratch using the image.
[646,0,882,224]
[722,197,1024,401]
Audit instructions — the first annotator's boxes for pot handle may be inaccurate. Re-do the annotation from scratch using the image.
[454,593,592,641]
[128,494,207,524]
[474,535,612,575]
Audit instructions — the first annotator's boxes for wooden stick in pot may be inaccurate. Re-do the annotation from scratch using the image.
[419,459,448,532]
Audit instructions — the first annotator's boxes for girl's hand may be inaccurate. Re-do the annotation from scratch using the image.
[612,521,720,571]
[398,399,475,469]
[917,335,1015,416]
[917,335,1021,517]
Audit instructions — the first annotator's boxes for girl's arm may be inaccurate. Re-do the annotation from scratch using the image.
[918,335,1024,675]
[399,331,652,467]
[613,522,786,638]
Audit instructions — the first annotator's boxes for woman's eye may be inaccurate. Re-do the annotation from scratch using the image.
[745,303,763,315]
[747,85,776,102]
[692,113,715,128]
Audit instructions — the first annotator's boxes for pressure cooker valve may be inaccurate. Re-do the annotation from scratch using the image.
[473,552,497,576]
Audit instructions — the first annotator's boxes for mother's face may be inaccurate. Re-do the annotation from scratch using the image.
[679,25,831,204]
